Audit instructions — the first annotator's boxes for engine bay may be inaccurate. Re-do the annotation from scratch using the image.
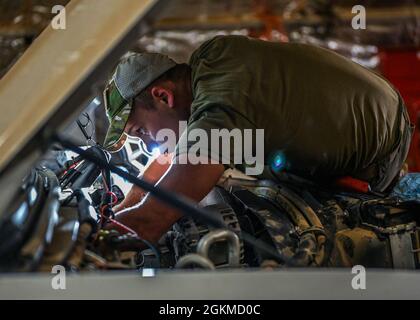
[1,134,419,273]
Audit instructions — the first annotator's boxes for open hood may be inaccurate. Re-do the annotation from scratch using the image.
[0,0,166,216]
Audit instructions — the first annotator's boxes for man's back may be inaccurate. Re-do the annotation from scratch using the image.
[187,35,405,183]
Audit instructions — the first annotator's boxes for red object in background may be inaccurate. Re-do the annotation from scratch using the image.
[249,0,289,42]
[335,176,370,193]
[379,48,420,172]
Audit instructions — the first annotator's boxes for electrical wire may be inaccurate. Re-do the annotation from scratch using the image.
[138,238,161,263]
[61,161,80,178]
[100,209,161,263]
[55,135,291,265]
[99,191,118,227]
[98,187,161,263]
[107,216,137,236]
[107,217,161,263]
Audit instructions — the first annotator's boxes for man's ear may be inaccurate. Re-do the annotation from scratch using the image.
[151,86,175,108]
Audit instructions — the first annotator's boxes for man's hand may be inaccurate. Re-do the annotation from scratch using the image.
[111,159,225,244]
[113,153,172,213]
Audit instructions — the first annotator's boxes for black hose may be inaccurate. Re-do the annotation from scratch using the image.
[54,135,290,265]
[139,238,161,264]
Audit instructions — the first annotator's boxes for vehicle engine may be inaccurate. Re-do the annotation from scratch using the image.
[1,139,420,273]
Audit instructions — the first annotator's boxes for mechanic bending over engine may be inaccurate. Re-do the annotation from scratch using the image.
[102,35,414,243]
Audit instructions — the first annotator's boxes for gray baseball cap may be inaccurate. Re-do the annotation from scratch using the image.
[103,52,177,152]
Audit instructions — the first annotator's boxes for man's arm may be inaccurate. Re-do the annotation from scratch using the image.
[113,153,172,212]
[112,160,225,243]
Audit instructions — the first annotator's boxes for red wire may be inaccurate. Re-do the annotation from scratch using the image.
[61,161,81,177]
[99,192,138,237]
[98,168,137,238]
[108,217,139,237]
[107,192,118,205]
[69,162,80,170]
[99,205,138,236]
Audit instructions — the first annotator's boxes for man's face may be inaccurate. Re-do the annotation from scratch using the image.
[124,85,187,152]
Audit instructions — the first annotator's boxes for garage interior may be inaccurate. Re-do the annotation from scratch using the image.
[0,0,419,299]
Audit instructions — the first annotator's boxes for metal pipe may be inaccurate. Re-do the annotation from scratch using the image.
[175,254,215,270]
[197,229,241,267]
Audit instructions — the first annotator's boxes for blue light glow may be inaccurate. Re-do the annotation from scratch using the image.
[274,156,283,168]
[270,151,287,172]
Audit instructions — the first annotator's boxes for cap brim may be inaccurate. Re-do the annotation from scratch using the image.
[103,103,131,153]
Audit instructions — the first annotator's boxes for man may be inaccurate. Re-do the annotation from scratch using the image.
[103,35,413,243]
